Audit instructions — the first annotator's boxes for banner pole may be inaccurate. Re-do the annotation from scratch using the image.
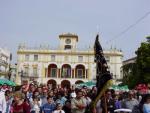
[104,92,108,113]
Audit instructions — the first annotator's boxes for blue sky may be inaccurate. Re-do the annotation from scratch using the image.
[0,0,150,63]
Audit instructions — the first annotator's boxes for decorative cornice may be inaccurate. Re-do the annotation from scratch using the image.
[17,50,123,56]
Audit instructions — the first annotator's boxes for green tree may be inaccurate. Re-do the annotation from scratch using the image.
[122,36,150,89]
[122,62,138,89]
[136,36,150,84]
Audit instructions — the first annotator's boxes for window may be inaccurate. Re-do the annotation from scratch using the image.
[78,56,83,62]
[62,68,71,78]
[25,54,29,61]
[51,68,57,77]
[24,67,29,76]
[33,67,38,76]
[77,69,83,78]
[34,55,38,61]
[51,55,55,61]
[65,45,71,50]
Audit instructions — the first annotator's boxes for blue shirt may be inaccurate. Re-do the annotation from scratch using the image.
[115,100,121,109]
[42,103,56,113]
[143,104,150,113]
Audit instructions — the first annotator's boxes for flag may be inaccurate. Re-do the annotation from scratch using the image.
[87,34,113,113]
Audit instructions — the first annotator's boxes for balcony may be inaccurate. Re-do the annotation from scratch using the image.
[20,73,39,82]
[0,59,8,66]
[0,71,8,76]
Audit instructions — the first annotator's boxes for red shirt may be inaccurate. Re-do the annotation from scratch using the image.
[12,102,30,113]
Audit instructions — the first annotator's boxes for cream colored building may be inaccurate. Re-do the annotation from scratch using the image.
[17,33,123,87]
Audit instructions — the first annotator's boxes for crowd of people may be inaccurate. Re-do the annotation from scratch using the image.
[0,81,150,113]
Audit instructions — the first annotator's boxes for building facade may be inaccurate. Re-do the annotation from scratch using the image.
[17,33,123,87]
[0,48,11,78]
[120,57,137,82]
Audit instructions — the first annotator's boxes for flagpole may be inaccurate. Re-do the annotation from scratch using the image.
[104,92,108,113]
[92,34,113,113]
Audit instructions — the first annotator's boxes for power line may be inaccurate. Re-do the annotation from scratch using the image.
[106,11,150,44]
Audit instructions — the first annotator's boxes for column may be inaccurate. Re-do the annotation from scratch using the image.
[72,69,74,78]
[71,69,72,78]
[57,68,59,78]
[58,69,61,78]
[41,65,45,84]
[85,69,87,79]
[45,68,47,78]
[88,68,90,80]
[74,69,76,78]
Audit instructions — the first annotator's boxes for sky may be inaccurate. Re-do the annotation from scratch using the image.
[0,0,150,63]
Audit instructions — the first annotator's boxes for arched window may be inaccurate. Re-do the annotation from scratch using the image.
[75,64,85,78]
[61,64,71,78]
[48,64,57,77]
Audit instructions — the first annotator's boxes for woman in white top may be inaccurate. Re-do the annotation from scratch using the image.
[53,103,65,113]
[30,97,40,113]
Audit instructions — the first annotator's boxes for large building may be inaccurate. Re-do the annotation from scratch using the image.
[17,33,123,87]
[0,48,11,78]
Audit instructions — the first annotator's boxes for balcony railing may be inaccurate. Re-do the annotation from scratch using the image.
[21,73,39,77]
[61,75,71,78]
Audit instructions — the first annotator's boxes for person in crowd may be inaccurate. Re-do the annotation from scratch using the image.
[122,91,139,110]
[5,90,13,113]
[82,90,91,107]
[71,89,86,113]
[0,88,6,113]
[113,94,122,110]
[70,90,76,99]
[47,84,53,91]
[101,90,115,113]
[143,94,150,113]
[63,88,70,99]
[48,90,57,101]
[56,93,67,106]
[89,86,97,100]
[30,97,40,113]
[26,84,35,102]
[41,89,48,107]
[41,96,56,113]
[96,99,102,113]
[37,87,43,97]
[63,100,71,113]
[53,103,65,113]
[11,91,30,113]
[2,84,9,92]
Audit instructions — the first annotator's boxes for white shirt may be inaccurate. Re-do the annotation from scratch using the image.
[53,110,65,113]
[0,91,6,113]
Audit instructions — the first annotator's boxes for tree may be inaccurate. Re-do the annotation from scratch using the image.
[122,36,150,89]
[122,62,138,89]
[136,36,150,84]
